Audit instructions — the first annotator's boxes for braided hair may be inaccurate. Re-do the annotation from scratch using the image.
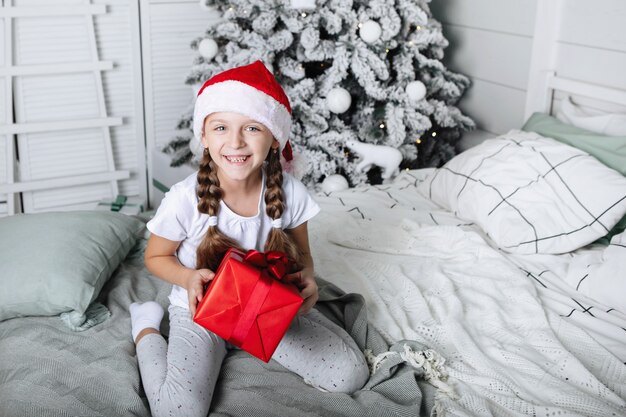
[195,146,301,271]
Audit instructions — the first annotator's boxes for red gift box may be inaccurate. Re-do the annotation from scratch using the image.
[193,248,303,362]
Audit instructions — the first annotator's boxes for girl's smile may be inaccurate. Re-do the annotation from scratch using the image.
[224,155,249,163]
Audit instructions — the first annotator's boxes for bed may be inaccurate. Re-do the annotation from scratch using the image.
[1,74,625,417]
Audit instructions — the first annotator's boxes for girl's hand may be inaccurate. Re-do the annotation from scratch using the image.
[286,267,318,315]
[186,269,215,316]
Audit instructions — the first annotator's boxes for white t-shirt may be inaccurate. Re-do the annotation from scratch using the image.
[147,169,320,309]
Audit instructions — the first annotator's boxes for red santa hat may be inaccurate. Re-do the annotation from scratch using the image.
[193,60,294,162]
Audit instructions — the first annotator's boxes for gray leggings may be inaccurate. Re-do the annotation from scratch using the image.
[136,305,369,417]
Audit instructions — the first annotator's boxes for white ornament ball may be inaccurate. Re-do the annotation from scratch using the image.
[321,174,349,193]
[189,139,205,159]
[406,80,427,102]
[359,20,382,44]
[326,87,352,114]
[198,38,218,60]
[198,0,212,10]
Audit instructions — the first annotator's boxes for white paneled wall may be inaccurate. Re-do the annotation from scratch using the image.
[559,0,626,58]
[430,0,537,147]
[432,0,626,149]
[140,0,220,207]
[556,0,626,92]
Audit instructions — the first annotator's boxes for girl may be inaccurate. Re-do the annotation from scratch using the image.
[130,61,369,417]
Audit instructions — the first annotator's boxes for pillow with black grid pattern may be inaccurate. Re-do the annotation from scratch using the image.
[418,130,626,254]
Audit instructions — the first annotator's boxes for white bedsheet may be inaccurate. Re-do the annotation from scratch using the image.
[311,170,626,416]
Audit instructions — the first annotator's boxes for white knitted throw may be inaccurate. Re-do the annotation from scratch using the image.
[310,191,626,417]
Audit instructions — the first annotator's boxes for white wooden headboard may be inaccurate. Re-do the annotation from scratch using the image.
[527,71,626,117]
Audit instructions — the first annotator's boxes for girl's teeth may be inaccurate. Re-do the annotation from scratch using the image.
[226,156,247,162]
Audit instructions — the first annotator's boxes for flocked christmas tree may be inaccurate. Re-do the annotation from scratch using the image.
[164,0,474,188]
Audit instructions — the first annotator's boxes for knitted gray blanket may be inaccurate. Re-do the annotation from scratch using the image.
[0,240,429,417]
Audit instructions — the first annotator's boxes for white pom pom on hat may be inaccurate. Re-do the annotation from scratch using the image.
[193,60,295,163]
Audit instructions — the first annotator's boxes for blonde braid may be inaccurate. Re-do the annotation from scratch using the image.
[195,149,241,271]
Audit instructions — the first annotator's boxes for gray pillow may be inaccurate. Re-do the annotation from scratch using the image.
[0,211,145,326]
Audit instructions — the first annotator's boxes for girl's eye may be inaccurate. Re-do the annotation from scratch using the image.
[214,126,225,131]
[246,126,261,132]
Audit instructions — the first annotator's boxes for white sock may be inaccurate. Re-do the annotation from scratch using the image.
[129,301,164,342]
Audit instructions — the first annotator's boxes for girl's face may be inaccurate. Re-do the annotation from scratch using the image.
[201,112,278,184]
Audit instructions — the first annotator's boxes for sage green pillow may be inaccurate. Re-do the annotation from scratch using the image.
[522,112,626,176]
[0,211,145,326]
[523,112,626,242]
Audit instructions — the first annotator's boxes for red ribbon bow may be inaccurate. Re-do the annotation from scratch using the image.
[243,250,290,281]
[226,249,297,351]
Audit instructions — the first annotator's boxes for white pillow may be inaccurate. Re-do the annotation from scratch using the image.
[565,231,626,313]
[418,130,626,254]
[557,96,626,136]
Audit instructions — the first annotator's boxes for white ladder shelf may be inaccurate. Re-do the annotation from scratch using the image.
[0,0,129,216]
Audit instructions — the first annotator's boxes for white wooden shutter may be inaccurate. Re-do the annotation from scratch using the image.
[0,133,11,216]
[0,4,19,217]
[1,10,16,216]
[140,0,220,207]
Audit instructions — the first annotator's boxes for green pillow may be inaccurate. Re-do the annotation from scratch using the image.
[523,112,626,241]
[0,211,145,327]
[522,112,626,176]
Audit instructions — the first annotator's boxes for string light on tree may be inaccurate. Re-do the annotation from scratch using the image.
[326,87,351,113]
[198,38,218,60]
[359,20,382,44]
